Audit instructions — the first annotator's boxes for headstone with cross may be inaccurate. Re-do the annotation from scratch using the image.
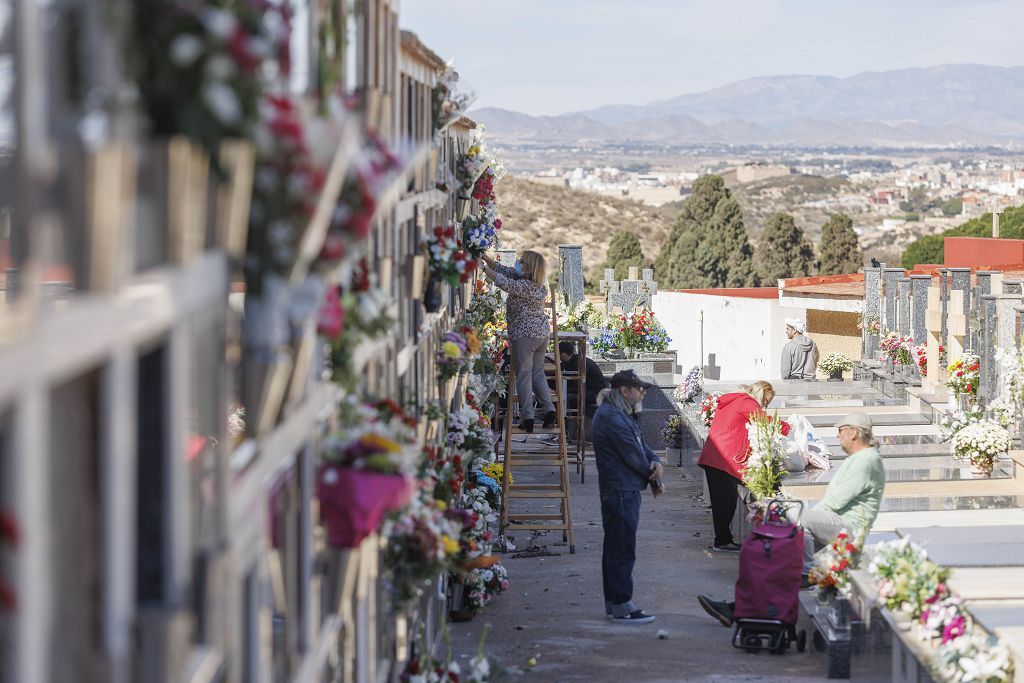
[602,267,658,316]
[924,286,944,393]
[946,289,967,402]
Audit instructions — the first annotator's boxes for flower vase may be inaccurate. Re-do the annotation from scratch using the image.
[828,370,843,381]
[423,273,443,313]
[828,597,852,633]
[957,393,970,412]
[317,466,413,548]
[816,588,833,609]
[969,455,995,477]
[448,579,475,622]
[666,447,682,467]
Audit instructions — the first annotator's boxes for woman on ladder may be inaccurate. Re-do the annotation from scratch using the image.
[481,250,556,433]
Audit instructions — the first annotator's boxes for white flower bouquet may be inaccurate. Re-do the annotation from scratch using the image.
[939,405,984,443]
[818,352,854,376]
[933,630,1014,683]
[742,412,788,499]
[950,419,1011,475]
[674,366,703,403]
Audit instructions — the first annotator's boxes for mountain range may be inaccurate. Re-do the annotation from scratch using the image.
[470,65,1024,147]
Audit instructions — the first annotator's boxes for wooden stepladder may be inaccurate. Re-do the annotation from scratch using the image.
[498,285,576,554]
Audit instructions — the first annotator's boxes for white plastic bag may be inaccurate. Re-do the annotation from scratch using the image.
[782,414,831,471]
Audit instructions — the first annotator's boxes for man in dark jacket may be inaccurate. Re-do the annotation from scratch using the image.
[591,370,663,624]
[558,340,608,442]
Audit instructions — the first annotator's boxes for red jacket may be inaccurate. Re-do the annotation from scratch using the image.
[698,392,789,480]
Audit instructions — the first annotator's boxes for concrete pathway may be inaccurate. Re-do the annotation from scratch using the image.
[449,457,884,681]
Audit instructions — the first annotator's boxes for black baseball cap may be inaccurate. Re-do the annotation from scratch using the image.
[609,369,655,390]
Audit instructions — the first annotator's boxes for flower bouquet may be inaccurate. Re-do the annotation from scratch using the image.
[473,166,498,206]
[859,316,881,335]
[461,204,502,257]
[674,366,703,403]
[423,225,477,286]
[447,403,495,463]
[742,412,788,500]
[933,630,1014,683]
[807,530,860,600]
[431,62,475,136]
[556,296,605,334]
[384,494,463,603]
[879,332,914,366]
[939,405,983,443]
[868,538,949,619]
[463,563,510,613]
[946,354,980,396]
[818,352,854,379]
[661,415,684,450]
[458,131,491,191]
[590,327,619,357]
[437,331,469,381]
[699,392,719,427]
[614,307,671,354]
[950,419,1011,476]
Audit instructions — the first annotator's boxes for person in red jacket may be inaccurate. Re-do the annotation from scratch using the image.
[697,381,788,552]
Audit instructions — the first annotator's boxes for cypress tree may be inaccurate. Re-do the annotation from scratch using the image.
[818,213,863,275]
[603,230,645,280]
[756,212,817,283]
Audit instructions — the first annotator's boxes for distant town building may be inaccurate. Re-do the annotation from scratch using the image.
[735,163,793,183]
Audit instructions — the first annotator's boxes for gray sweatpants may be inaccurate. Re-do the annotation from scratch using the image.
[509,336,554,421]
[788,505,849,564]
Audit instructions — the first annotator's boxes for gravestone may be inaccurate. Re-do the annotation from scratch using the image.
[910,275,931,345]
[897,277,911,337]
[949,267,973,353]
[980,294,998,402]
[1004,280,1023,296]
[883,268,904,333]
[863,265,883,359]
[557,244,584,310]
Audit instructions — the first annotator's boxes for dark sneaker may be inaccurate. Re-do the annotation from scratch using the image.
[612,610,656,624]
[697,595,734,627]
[520,419,534,434]
[711,542,742,553]
[542,410,557,429]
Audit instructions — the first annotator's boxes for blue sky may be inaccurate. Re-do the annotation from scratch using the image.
[401,0,1024,116]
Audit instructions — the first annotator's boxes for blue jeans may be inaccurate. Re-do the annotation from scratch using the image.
[600,490,641,616]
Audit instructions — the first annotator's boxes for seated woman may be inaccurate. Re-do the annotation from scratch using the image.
[698,412,886,627]
[697,381,786,552]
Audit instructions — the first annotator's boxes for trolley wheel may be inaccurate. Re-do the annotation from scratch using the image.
[813,630,827,652]
[796,630,807,653]
[770,635,787,655]
[742,633,761,654]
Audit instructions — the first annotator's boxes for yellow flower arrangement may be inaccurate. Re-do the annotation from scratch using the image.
[442,341,462,359]
[481,461,511,485]
[442,534,460,555]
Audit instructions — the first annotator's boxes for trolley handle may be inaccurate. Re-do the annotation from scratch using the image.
[764,498,803,526]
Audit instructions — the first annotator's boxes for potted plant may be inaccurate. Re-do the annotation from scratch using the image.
[950,419,1011,477]
[613,307,670,358]
[818,352,854,381]
[879,332,914,374]
[661,415,684,465]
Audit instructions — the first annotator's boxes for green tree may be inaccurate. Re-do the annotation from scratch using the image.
[655,175,757,288]
[901,204,1024,267]
[818,213,863,276]
[941,197,963,217]
[756,212,816,282]
[603,230,645,280]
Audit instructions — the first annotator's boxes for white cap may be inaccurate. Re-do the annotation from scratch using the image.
[785,317,806,333]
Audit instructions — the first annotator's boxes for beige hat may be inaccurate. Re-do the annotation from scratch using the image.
[835,413,873,430]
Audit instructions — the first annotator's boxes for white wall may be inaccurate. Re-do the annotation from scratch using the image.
[653,291,804,381]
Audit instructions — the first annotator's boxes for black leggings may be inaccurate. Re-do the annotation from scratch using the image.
[702,465,741,547]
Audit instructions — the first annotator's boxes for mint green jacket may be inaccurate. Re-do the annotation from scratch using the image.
[817,446,885,532]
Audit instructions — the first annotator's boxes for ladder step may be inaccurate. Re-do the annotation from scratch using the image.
[507,459,565,466]
[508,491,566,498]
[506,523,570,531]
[506,513,565,520]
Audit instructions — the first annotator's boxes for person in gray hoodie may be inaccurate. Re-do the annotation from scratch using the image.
[781,317,819,380]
